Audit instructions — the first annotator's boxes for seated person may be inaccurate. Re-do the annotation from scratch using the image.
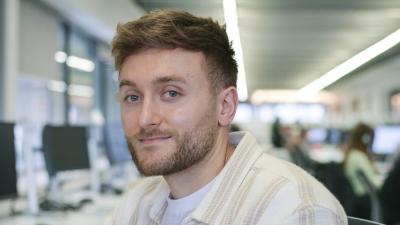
[343,122,383,219]
[286,127,316,174]
[380,155,400,225]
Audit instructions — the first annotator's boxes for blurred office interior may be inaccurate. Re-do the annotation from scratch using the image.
[0,0,400,224]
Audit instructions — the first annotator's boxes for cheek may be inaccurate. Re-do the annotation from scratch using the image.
[120,108,139,135]
[167,101,214,129]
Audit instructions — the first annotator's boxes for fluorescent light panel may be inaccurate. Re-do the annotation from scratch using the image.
[223,0,248,101]
[68,84,94,97]
[54,51,95,72]
[47,80,67,93]
[47,80,94,97]
[251,89,338,104]
[298,28,400,97]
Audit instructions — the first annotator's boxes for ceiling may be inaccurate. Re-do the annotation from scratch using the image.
[134,0,400,95]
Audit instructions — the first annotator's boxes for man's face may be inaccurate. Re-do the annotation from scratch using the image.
[119,48,218,176]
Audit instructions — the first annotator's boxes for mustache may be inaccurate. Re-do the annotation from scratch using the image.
[127,128,174,143]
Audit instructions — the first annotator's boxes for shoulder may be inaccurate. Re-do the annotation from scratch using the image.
[346,150,370,167]
[253,153,322,188]
[241,154,347,223]
[347,149,368,160]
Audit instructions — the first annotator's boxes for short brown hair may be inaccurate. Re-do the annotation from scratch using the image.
[111,10,238,93]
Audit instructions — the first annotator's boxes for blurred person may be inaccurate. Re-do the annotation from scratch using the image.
[380,155,400,225]
[343,122,383,219]
[286,127,315,173]
[104,10,347,225]
[271,117,285,148]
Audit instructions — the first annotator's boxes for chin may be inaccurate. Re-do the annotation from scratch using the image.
[135,152,175,176]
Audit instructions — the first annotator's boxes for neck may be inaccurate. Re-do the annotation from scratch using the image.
[164,131,234,199]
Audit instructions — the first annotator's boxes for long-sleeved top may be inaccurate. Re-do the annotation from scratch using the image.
[104,132,347,225]
[344,150,383,196]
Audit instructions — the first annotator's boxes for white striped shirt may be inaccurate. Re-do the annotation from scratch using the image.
[104,132,347,225]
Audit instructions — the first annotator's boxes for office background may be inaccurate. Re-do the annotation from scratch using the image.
[0,0,400,224]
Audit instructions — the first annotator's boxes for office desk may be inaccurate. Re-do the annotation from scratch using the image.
[0,194,121,225]
[309,145,344,163]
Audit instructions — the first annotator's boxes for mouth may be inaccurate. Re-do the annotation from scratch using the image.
[139,136,172,144]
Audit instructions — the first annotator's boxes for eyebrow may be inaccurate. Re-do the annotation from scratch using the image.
[119,75,186,89]
[119,79,137,89]
[152,75,186,85]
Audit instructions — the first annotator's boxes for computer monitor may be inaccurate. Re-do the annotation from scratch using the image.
[327,128,348,146]
[307,128,328,144]
[0,122,18,200]
[372,125,400,155]
[103,123,131,165]
[42,125,91,177]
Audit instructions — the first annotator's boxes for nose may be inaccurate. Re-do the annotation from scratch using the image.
[139,98,161,129]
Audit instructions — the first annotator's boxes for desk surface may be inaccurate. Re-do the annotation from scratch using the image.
[0,194,121,225]
[309,145,344,163]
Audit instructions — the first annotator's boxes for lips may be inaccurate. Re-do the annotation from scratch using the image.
[139,136,172,144]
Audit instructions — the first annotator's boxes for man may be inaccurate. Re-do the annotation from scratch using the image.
[105,10,347,225]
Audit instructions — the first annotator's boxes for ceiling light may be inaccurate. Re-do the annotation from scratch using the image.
[54,51,67,63]
[47,80,67,93]
[54,51,95,72]
[298,28,400,97]
[223,0,248,101]
[68,84,94,97]
[251,89,338,104]
[67,56,95,72]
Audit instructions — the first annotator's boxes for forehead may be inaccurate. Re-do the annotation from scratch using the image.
[119,48,210,85]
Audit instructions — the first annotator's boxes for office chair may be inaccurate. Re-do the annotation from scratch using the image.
[0,122,20,215]
[355,170,382,223]
[314,162,356,214]
[348,216,385,225]
[101,122,132,194]
[41,125,93,211]
[0,122,18,201]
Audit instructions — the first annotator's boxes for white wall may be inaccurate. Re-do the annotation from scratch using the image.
[1,0,19,121]
[38,0,146,43]
[328,54,400,127]
[19,0,60,80]
[19,0,146,80]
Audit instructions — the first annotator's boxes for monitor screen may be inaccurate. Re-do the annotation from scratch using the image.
[372,126,400,155]
[326,128,348,145]
[42,125,91,176]
[307,128,328,144]
[0,122,18,199]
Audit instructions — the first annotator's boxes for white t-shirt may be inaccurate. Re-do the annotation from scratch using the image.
[160,178,216,225]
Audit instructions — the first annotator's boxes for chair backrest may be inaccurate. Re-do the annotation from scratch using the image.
[0,122,18,200]
[314,162,356,214]
[348,216,385,225]
[42,125,90,177]
[355,170,382,223]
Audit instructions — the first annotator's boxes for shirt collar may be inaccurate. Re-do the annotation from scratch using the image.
[189,131,263,224]
[148,179,169,223]
[148,131,263,224]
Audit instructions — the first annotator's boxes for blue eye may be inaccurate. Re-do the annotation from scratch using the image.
[125,95,139,102]
[167,90,178,97]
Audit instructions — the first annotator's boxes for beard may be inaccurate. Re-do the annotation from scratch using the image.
[126,116,217,176]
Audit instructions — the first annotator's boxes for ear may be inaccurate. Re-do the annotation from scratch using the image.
[217,87,238,127]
